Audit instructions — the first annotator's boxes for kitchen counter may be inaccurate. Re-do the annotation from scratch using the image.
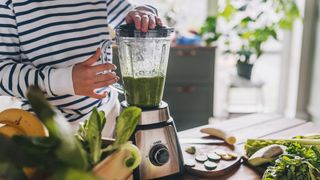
[177,113,320,179]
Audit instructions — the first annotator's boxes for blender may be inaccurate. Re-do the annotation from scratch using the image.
[102,24,184,179]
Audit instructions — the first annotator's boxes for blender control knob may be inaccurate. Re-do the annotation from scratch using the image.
[149,144,169,166]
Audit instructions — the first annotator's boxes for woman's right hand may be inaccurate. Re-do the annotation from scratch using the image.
[72,48,119,99]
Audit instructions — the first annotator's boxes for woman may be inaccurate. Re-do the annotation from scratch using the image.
[0,0,162,137]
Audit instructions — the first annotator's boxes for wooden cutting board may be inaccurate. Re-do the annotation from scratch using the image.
[181,143,242,177]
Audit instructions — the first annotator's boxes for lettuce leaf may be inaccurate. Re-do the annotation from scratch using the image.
[77,108,106,167]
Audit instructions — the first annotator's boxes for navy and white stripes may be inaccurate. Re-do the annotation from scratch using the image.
[0,0,133,121]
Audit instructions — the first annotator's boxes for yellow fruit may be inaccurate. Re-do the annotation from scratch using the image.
[0,108,46,136]
[200,127,237,145]
[0,125,25,138]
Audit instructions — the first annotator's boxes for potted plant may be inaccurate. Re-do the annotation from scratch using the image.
[201,0,301,79]
[199,16,221,46]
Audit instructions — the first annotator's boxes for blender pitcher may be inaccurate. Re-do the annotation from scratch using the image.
[101,24,174,107]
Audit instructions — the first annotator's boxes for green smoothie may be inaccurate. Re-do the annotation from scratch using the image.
[122,76,165,107]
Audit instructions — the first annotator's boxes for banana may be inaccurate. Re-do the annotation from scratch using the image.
[200,127,237,145]
[0,108,46,136]
[0,124,25,138]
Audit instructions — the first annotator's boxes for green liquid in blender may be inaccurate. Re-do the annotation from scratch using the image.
[122,76,165,107]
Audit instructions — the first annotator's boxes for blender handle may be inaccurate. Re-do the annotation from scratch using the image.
[99,39,125,94]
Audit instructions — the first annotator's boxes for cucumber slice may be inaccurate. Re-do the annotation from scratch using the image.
[214,149,227,156]
[207,153,221,161]
[204,161,217,170]
[184,159,196,167]
[195,154,208,162]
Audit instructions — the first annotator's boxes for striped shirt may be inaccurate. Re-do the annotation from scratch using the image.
[0,0,133,122]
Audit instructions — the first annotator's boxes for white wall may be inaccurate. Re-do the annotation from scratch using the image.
[308,1,320,121]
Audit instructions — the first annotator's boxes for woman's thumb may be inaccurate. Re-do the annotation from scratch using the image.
[81,48,101,66]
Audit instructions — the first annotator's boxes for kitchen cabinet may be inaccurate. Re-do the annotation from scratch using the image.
[112,46,215,131]
[164,46,215,131]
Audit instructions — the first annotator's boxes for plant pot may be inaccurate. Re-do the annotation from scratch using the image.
[236,61,253,80]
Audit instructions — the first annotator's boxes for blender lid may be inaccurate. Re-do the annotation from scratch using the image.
[116,24,174,38]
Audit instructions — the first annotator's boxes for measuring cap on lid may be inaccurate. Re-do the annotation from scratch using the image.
[116,24,174,38]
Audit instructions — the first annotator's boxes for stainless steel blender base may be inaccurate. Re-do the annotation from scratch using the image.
[121,101,184,180]
[135,122,181,179]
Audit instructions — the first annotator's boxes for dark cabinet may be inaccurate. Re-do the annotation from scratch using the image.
[112,46,215,131]
[164,46,215,131]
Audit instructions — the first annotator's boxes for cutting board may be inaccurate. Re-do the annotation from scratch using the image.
[181,143,242,177]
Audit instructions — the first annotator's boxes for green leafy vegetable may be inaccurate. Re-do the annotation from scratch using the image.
[262,143,320,180]
[245,136,320,180]
[0,160,26,180]
[114,107,140,147]
[199,16,221,46]
[27,86,89,170]
[11,136,60,168]
[77,108,106,167]
[0,135,27,180]
[0,86,142,179]
[103,106,141,153]
[114,107,141,146]
[50,167,97,180]
[263,155,320,180]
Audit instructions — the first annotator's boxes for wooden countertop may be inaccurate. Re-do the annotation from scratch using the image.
[176,113,320,180]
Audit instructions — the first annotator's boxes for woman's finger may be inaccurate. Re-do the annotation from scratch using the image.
[94,73,117,83]
[148,14,156,29]
[141,14,149,32]
[133,14,141,30]
[90,63,116,75]
[81,48,101,66]
[89,91,107,99]
[125,11,134,24]
[156,17,163,26]
[93,77,119,88]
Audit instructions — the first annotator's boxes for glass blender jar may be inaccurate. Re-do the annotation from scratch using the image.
[101,25,184,180]
[115,24,173,107]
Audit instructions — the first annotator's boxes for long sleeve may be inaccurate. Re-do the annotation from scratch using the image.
[0,3,74,99]
[106,0,133,29]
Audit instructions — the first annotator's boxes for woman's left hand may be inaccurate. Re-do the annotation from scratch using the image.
[125,6,163,32]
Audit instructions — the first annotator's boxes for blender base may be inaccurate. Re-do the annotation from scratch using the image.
[121,101,184,180]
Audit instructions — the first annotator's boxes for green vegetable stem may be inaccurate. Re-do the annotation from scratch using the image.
[245,139,320,157]
[77,108,106,167]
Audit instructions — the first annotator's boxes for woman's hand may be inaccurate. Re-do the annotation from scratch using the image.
[125,6,163,32]
[72,49,119,99]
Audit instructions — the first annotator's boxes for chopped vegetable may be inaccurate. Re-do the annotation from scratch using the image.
[245,138,320,157]
[185,146,196,154]
[221,154,234,160]
[195,154,208,162]
[207,153,221,161]
[184,159,196,167]
[214,149,227,156]
[204,161,217,170]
